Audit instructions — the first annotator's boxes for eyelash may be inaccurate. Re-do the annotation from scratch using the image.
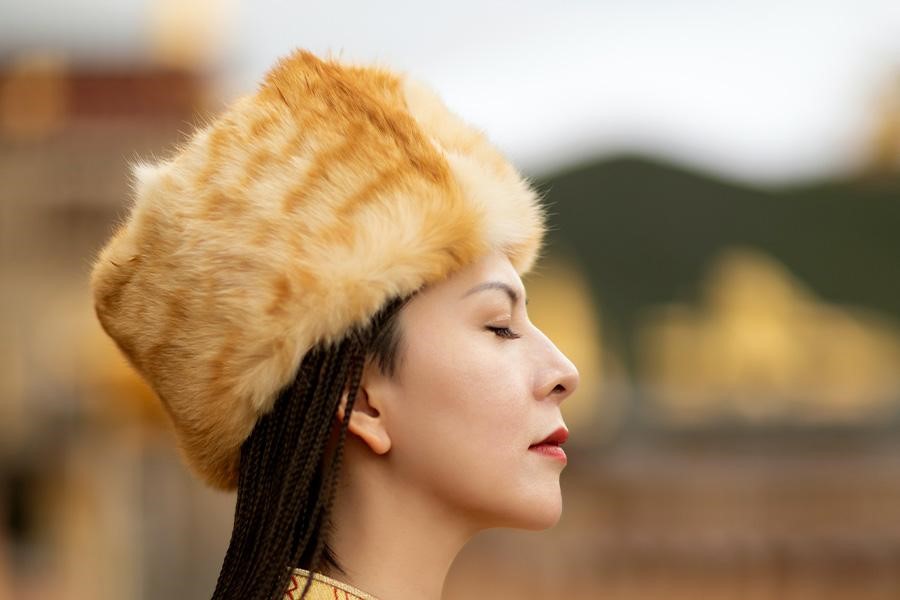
[487,326,521,339]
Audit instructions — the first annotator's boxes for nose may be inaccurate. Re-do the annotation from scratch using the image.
[548,357,579,404]
[538,336,580,404]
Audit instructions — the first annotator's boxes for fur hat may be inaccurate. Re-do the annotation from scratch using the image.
[90,49,547,490]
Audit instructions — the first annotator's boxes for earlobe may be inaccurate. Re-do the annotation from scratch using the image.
[335,384,392,455]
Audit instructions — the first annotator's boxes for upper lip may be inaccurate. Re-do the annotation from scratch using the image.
[530,426,569,447]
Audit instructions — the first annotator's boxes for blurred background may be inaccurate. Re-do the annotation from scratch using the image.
[1,1,899,598]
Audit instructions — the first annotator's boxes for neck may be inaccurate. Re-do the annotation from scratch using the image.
[317,439,479,600]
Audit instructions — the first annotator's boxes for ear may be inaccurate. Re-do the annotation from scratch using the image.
[335,360,392,455]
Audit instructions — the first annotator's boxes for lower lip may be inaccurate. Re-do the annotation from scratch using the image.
[529,443,567,463]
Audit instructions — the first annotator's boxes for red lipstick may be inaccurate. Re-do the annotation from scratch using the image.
[528,426,568,463]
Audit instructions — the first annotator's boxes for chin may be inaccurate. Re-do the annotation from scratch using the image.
[527,499,563,530]
[501,490,563,531]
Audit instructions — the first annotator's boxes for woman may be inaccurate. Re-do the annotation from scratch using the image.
[90,48,579,600]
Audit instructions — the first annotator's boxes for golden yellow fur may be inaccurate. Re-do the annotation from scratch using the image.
[90,49,547,489]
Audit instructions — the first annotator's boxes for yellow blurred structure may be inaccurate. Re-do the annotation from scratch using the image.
[638,246,900,425]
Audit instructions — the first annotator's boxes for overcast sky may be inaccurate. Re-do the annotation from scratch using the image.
[3,0,899,184]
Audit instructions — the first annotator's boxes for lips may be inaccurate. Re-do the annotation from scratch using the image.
[528,426,568,464]
[529,426,568,448]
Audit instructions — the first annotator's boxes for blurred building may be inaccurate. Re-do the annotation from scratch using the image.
[0,51,237,600]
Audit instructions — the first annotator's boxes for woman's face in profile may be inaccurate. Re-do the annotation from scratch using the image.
[377,249,580,531]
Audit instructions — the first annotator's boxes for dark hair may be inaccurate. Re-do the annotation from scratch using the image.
[210,292,413,599]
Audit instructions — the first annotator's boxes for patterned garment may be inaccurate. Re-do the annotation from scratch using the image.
[284,567,381,600]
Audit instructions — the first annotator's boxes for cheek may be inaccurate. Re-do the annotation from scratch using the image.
[388,331,551,520]
[402,328,523,449]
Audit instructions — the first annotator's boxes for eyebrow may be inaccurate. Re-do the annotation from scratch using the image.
[461,281,529,306]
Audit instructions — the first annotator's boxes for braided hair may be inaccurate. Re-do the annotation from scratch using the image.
[210,293,412,599]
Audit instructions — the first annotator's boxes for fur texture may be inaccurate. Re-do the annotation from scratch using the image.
[90,49,547,490]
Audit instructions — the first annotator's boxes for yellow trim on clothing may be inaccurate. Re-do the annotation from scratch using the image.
[284,567,381,600]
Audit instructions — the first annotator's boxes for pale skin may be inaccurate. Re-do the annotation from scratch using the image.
[319,249,580,600]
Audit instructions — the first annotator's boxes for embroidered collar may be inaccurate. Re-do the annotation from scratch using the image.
[285,567,381,600]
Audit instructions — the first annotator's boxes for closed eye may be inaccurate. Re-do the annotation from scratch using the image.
[486,326,521,339]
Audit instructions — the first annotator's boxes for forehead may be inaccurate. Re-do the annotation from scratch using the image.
[403,251,522,313]
[434,251,520,296]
